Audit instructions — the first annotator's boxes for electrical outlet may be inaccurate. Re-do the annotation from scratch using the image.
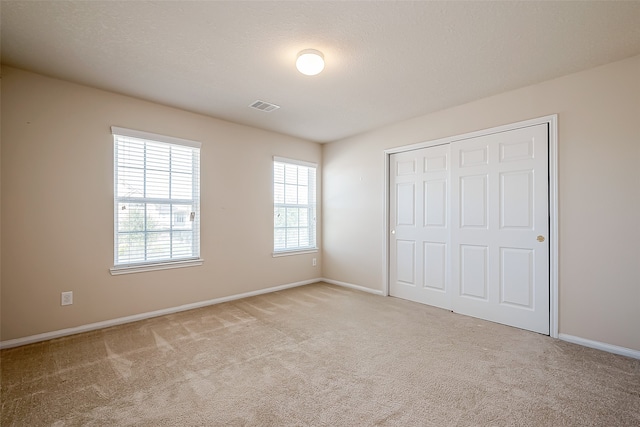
[61,291,73,306]
[312,258,317,267]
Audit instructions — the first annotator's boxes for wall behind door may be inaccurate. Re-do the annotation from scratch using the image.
[323,55,640,352]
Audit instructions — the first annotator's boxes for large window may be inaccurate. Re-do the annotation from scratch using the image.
[111,127,201,274]
[273,157,317,254]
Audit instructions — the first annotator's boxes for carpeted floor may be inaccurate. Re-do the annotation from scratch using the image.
[1,282,639,426]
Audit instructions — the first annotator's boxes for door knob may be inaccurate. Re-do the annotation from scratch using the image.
[537,235,545,242]
[391,230,396,235]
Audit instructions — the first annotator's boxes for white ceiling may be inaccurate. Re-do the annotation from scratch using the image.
[2,1,640,143]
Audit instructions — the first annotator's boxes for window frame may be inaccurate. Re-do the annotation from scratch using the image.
[273,156,318,256]
[110,126,203,275]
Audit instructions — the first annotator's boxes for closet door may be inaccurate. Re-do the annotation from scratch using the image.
[450,124,549,334]
[389,144,452,310]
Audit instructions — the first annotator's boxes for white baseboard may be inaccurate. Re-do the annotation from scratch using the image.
[9,279,635,361]
[320,278,385,296]
[558,333,640,360]
[0,278,321,350]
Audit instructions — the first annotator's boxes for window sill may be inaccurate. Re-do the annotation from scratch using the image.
[272,249,318,258]
[110,258,204,275]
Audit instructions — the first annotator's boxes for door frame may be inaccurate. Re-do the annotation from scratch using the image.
[383,115,559,337]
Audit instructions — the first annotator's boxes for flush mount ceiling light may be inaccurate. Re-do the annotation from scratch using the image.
[296,49,325,76]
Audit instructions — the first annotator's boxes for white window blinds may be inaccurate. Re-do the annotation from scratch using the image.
[273,157,317,253]
[112,127,201,269]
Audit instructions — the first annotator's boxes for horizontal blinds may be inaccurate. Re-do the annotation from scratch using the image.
[273,158,317,253]
[113,128,200,266]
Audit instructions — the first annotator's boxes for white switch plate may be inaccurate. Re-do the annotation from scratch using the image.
[312,258,317,266]
[61,291,73,306]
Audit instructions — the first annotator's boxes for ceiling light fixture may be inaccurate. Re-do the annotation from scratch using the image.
[296,49,325,76]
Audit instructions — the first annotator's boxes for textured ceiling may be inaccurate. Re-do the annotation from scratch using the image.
[2,1,640,143]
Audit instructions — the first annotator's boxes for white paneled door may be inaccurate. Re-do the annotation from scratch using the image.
[390,124,550,334]
[451,124,549,334]
[390,144,452,310]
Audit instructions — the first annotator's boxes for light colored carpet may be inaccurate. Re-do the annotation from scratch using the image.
[1,282,639,426]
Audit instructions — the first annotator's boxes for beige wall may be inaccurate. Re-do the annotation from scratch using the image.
[3,56,639,352]
[323,55,640,351]
[1,67,322,341]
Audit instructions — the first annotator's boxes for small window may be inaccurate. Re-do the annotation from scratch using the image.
[111,127,201,274]
[273,157,317,254]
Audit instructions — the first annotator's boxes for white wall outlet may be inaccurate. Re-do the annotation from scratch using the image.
[312,258,317,267]
[61,291,73,306]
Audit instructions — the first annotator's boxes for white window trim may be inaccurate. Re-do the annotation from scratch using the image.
[273,156,318,256]
[272,249,318,258]
[273,156,316,169]
[111,126,201,148]
[110,258,204,275]
[111,126,202,273]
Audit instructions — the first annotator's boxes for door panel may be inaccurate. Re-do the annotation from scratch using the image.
[423,242,446,290]
[396,183,416,226]
[500,248,534,308]
[396,240,416,285]
[451,123,549,334]
[424,180,447,227]
[460,175,488,228]
[460,245,488,299]
[460,146,488,167]
[390,144,451,310]
[500,171,533,229]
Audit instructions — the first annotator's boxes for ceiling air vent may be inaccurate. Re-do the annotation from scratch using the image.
[249,100,280,112]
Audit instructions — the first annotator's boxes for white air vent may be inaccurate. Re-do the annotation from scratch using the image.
[249,100,280,112]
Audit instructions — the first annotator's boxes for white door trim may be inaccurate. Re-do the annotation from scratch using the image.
[383,115,559,338]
